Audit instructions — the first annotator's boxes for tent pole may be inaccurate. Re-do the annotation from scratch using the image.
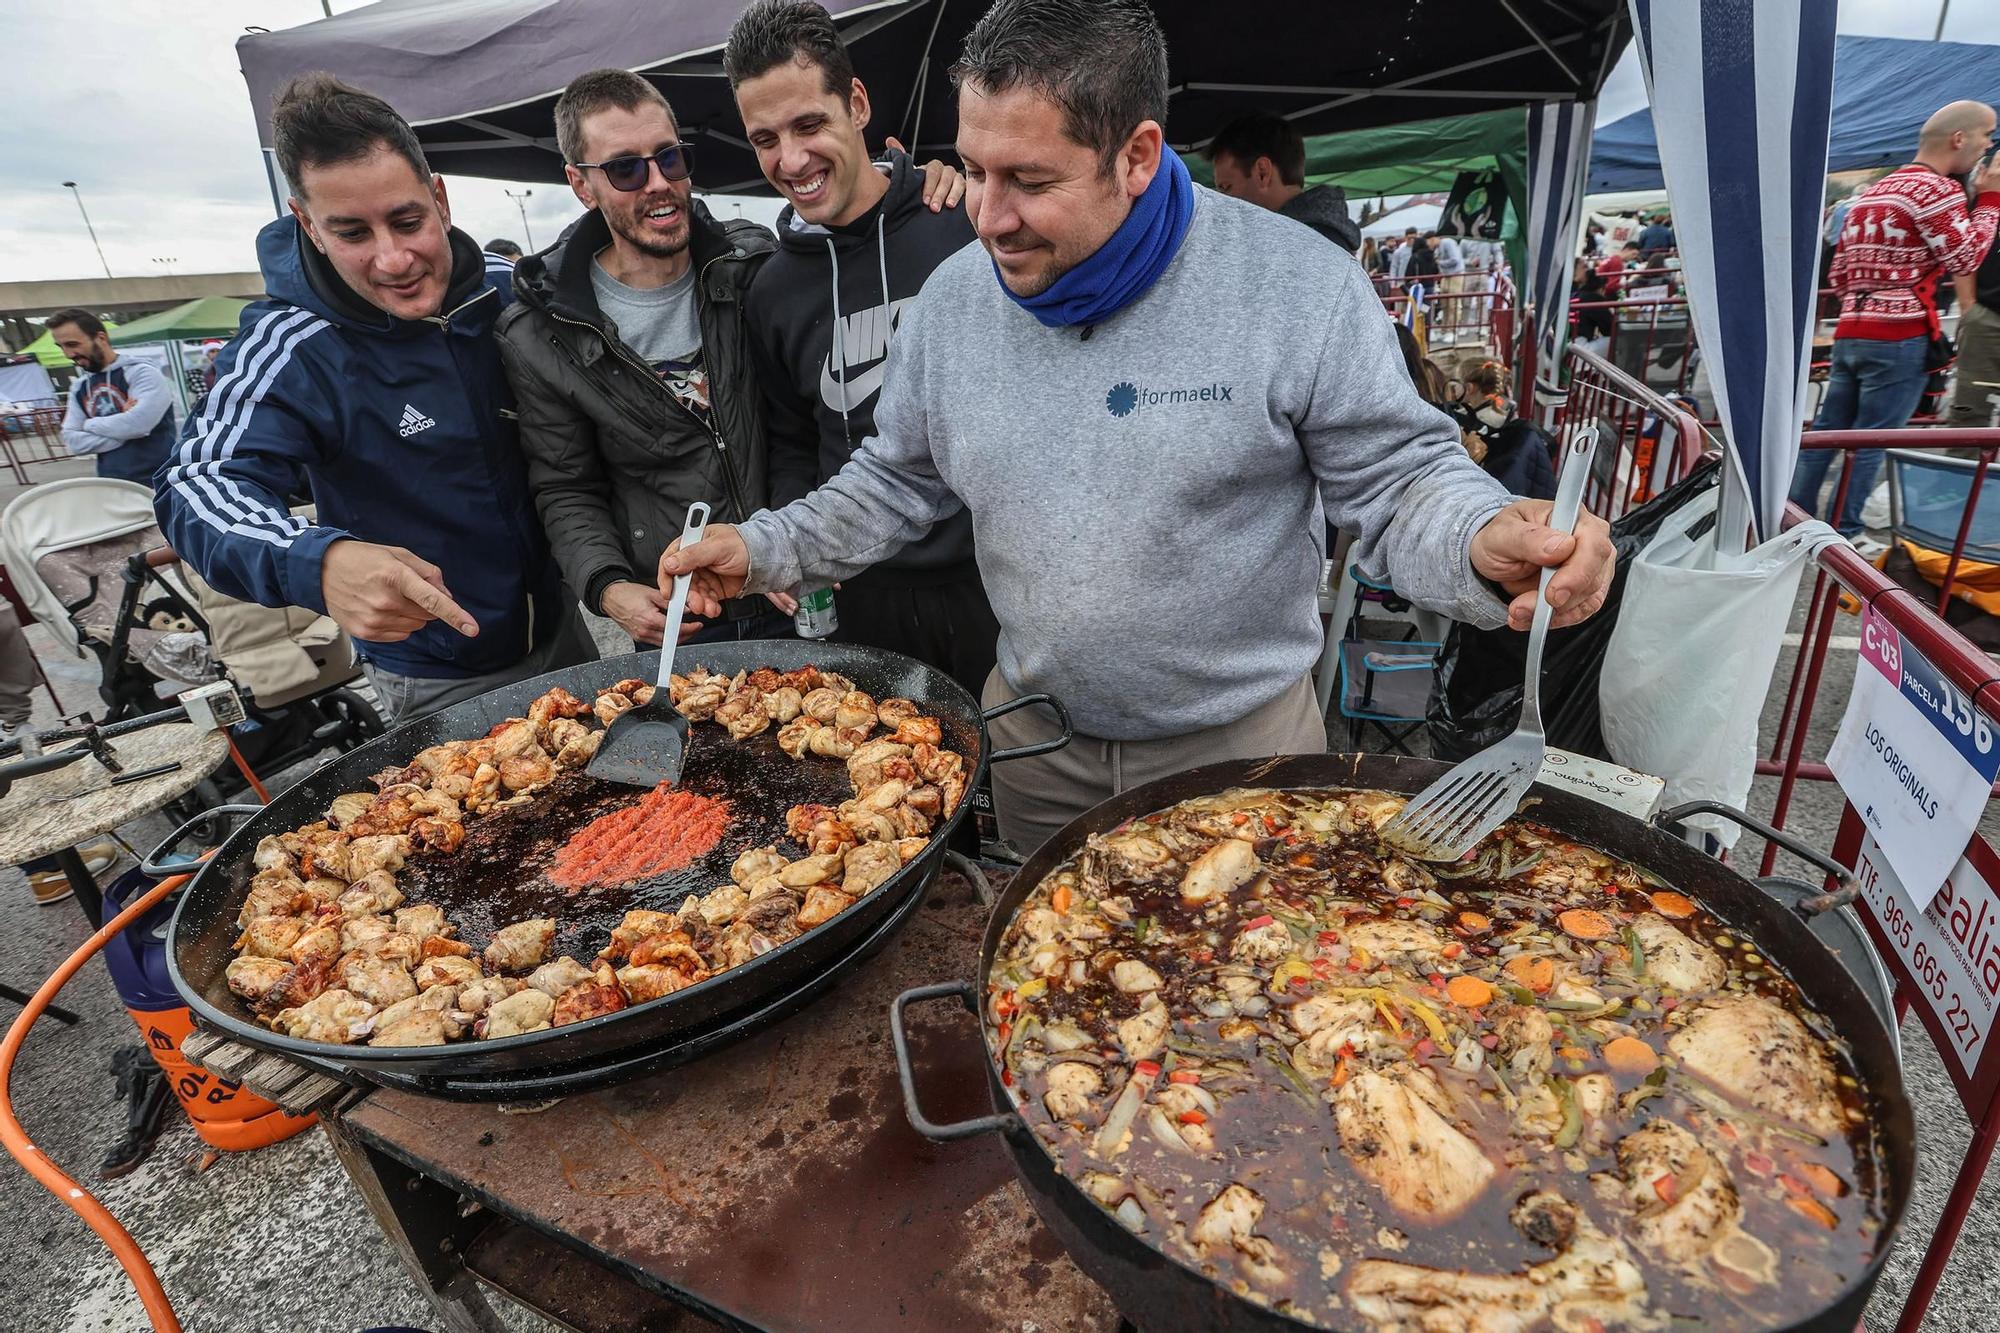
[262,150,285,218]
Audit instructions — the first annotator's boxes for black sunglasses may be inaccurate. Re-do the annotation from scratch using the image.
[573,143,695,192]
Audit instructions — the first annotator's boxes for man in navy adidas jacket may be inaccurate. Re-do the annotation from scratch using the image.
[156,75,592,722]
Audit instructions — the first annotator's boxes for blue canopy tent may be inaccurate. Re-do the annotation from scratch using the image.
[1589,33,1999,194]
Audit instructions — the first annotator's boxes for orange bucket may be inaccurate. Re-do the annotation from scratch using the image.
[129,1005,315,1151]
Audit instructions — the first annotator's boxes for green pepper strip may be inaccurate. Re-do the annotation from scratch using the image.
[1553,1076,1582,1149]
[1624,924,1647,979]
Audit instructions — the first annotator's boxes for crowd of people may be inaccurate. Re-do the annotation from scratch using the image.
[113,0,1612,860]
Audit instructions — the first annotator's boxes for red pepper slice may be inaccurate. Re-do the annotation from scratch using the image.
[1654,1172,1678,1204]
[1168,1070,1202,1085]
[1243,914,1275,931]
[1316,930,1342,946]
[1178,1109,1209,1125]
[1412,1038,1436,1059]
[1262,814,1281,832]
[1134,1060,1163,1081]
[1230,812,1251,826]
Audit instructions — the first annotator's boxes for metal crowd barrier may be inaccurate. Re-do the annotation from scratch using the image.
[1543,341,1705,521]
[0,407,71,487]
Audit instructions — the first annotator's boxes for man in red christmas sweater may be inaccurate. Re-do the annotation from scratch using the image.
[1789,100,1998,536]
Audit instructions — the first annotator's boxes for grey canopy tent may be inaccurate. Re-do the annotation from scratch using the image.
[237,0,1628,194]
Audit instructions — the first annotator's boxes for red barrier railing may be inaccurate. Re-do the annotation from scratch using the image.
[1544,340,1706,521]
[0,408,71,487]
[1754,481,2000,1332]
[1377,283,1512,354]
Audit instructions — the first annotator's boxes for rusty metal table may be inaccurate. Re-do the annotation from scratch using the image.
[326,871,1125,1333]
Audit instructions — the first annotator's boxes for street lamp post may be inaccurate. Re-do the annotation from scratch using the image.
[62,181,112,279]
[504,188,535,249]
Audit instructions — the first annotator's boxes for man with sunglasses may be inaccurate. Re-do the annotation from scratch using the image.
[499,71,961,647]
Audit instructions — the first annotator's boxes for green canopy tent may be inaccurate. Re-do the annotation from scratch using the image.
[1188,108,1530,278]
[112,297,250,344]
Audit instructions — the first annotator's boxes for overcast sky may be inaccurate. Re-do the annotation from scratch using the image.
[1,0,1995,285]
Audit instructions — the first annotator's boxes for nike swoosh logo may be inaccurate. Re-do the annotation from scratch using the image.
[820,355,888,413]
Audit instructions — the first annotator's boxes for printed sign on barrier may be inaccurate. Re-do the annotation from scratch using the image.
[1828,605,2000,908]
[1843,825,2000,1109]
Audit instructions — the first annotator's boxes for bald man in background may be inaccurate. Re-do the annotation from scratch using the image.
[1789,99,1998,537]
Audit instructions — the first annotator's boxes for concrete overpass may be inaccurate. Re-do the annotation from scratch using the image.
[0,272,267,353]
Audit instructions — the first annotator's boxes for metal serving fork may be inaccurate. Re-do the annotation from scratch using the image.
[1379,426,1601,861]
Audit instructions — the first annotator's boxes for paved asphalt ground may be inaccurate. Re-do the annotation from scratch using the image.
[1,462,1995,1330]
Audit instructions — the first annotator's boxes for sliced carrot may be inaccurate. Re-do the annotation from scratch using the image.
[1558,908,1616,940]
[1778,1173,1813,1198]
[1795,1162,1846,1198]
[1441,942,1464,960]
[1051,883,1072,915]
[1445,975,1495,1007]
[1602,1036,1660,1074]
[1558,1045,1588,1061]
[1653,1172,1678,1204]
[1786,1195,1840,1230]
[1457,911,1492,933]
[1504,955,1556,993]
[1649,890,1698,919]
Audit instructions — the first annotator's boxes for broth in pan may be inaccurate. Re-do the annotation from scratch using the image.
[989,788,1888,1331]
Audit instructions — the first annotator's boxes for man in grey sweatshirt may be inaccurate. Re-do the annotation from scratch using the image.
[662,0,1616,852]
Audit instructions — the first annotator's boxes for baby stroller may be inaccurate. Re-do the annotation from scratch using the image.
[0,477,382,819]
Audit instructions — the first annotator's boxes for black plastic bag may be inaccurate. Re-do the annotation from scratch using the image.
[1426,457,1723,762]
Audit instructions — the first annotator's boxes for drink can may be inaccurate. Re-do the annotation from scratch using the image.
[794,586,838,639]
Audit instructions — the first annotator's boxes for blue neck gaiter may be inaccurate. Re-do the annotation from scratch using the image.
[1000,144,1195,329]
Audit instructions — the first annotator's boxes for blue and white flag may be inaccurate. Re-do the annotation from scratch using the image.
[1525,99,1596,393]
[1629,0,1837,542]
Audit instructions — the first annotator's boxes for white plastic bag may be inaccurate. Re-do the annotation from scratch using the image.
[1598,490,1838,847]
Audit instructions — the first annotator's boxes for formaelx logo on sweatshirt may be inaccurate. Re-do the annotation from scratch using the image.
[1105,380,1234,417]
[398,403,436,437]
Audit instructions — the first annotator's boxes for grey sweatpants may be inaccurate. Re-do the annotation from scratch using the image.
[361,600,598,726]
[1948,301,2000,430]
[982,668,1328,857]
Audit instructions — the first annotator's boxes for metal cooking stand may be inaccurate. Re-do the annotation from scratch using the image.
[176,867,1125,1333]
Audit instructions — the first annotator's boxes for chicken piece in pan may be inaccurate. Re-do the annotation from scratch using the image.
[368,985,466,1047]
[833,690,878,745]
[1627,913,1727,993]
[421,935,473,960]
[455,975,522,1016]
[629,930,709,975]
[272,989,376,1044]
[690,884,750,926]
[335,950,419,1009]
[848,740,915,793]
[347,793,420,839]
[476,986,555,1039]
[876,697,920,730]
[546,718,602,768]
[225,956,294,1007]
[731,846,789,887]
[394,904,452,943]
[669,669,727,721]
[1667,992,1844,1138]
[786,803,858,857]
[553,962,628,1026]
[287,917,343,967]
[527,685,589,734]
[797,884,856,929]
[252,835,295,874]
[1346,1192,1650,1332]
[346,834,411,879]
[339,913,397,955]
[484,918,556,973]
[239,870,311,927]
[1615,1121,1778,1285]
[1332,1066,1496,1223]
[841,841,904,896]
[414,954,483,991]
[296,830,352,882]
[618,963,702,1003]
[594,692,636,728]
[724,696,772,741]
[237,914,309,959]
[799,686,841,724]
[498,751,556,795]
[1189,1185,1286,1291]
[765,687,804,724]
[336,871,404,919]
[326,792,376,829]
[526,955,596,998]
[909,742,962,786]
[889,716,942,747]
[777,851,846,889]
[776,715,821,759]
[410,817,467,853]
[599,910,681,962]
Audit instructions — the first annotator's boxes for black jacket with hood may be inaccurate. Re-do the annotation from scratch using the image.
[1280,184,1361,252]
[744,151,977,582]
[497,202,775,618]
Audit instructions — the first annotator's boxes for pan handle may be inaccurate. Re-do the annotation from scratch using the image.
[890,980,1022,1142]
[1653,800,1857,912]
[140,803,265,879]
[983,693,1073,763]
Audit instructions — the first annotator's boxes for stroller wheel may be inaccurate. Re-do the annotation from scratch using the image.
[163,779,231,846]
[319,687,385,749]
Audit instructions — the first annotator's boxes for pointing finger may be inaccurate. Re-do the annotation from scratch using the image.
[396,565,479,636]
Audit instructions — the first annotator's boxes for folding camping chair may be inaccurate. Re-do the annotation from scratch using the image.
[1317,563,1443,753]
[1885,449,2000,564]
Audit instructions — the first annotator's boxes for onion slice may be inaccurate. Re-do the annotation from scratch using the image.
[1092,1063,1159,1158]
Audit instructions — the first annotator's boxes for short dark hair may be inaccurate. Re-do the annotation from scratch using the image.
[724,0,855,96]
[1208,113,1305,187]
[271,73,430,197]
[483,239,523,259]
[46,308,105,340]
[950,0,1168,171]
[1621,240,1641,253]
[555,69,676,166]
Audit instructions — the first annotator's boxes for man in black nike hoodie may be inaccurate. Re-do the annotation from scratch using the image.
[729,0,998,696]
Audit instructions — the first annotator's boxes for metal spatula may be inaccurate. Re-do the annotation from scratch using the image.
[1379,427,1601,861]
[588,502,709,788]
